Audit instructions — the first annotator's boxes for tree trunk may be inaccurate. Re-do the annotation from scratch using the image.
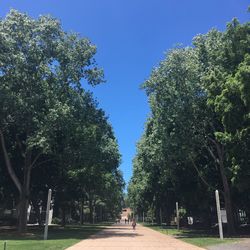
[215,143,236,235]
[0,130,22,193]
[100,205,102,222]
[89,198,93,224]
[80,199,84,225]
[32,199,42,226]
[160,207,162,225]
[93,205,95,224]
[155,206,160,224]
[61,206,66,226]
[0,130,25,231]
[165,205,172,225]
[18,190,29,232]
[17,151,32,232]
[0,130,37,233]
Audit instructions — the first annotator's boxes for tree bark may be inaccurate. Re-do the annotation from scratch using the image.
[215,143,236,235]
[18,190,29,232]
[155,205,160,224]
[89,198,93,224]
[61,206,66,226]
[100,205,102,222]
[17,151,32,232]
[31,199,42,226]
[93,204,95,224]
[0,130,40,232]
[0,130,22,193]
[207,138,236,235]
[80,199,84,225]
[0,130,27,232]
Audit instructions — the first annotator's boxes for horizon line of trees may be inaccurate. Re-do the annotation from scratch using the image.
[0,10,124,233]
[128,12,250,235]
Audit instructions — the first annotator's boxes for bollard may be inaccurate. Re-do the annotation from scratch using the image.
[4,241,7,250]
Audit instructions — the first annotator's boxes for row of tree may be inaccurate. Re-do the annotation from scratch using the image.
[0,10,124,232]
[128,14,250,235]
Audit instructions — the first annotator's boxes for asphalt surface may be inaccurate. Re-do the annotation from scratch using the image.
[207,239,250,250]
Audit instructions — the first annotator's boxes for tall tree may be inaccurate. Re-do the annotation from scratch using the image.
[129,15,250,234]
[0,10,103,232]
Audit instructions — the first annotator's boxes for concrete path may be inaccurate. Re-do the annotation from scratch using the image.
[66,223,205,250]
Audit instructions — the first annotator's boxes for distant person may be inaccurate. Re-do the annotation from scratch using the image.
[132,218,136,230]
[125,218,127,224]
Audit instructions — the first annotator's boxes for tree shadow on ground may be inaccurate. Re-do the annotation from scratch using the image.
[0,224,108,241]
[90,232,143,239]
[149,225,250,239]
[0,224,144,241]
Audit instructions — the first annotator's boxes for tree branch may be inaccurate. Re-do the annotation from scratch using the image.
[16,135,25,158]
[0,129,22,194]
[189,155,215,191]
[33,158,54,168]
[30,152,42,169]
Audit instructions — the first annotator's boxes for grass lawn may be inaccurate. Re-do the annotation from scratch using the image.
[0,224,108,250]
[144,224,240,247]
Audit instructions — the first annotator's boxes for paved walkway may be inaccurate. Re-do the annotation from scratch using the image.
[66,223,205,250]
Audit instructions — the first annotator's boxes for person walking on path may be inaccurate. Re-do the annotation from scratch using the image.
[132,218,136,230]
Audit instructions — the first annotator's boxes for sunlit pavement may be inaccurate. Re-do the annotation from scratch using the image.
[66,223,205,250]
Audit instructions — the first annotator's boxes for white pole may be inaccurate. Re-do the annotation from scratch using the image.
[215,190,223,240]
[44,189,52,240]
[176,202,179,230]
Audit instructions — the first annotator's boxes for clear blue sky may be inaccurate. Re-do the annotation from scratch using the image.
[0,1,249,186]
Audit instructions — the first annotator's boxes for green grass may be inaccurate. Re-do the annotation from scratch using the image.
[0,224,109,250]
[144,224,239,247]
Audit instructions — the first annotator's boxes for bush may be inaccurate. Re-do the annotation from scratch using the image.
[52,217,61,225]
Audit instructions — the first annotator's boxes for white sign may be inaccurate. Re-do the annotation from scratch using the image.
[27,205,31,221]
[48,209,53,225]
[221,209,227,223]
[187,217,193,225]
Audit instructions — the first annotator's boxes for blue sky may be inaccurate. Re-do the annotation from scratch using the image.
[0,0,249,186]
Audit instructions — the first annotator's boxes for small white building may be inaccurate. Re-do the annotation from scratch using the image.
[121,207,132,220]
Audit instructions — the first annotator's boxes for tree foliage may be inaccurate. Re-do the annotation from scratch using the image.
[128,16,250,234]
[0,10,123,231]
